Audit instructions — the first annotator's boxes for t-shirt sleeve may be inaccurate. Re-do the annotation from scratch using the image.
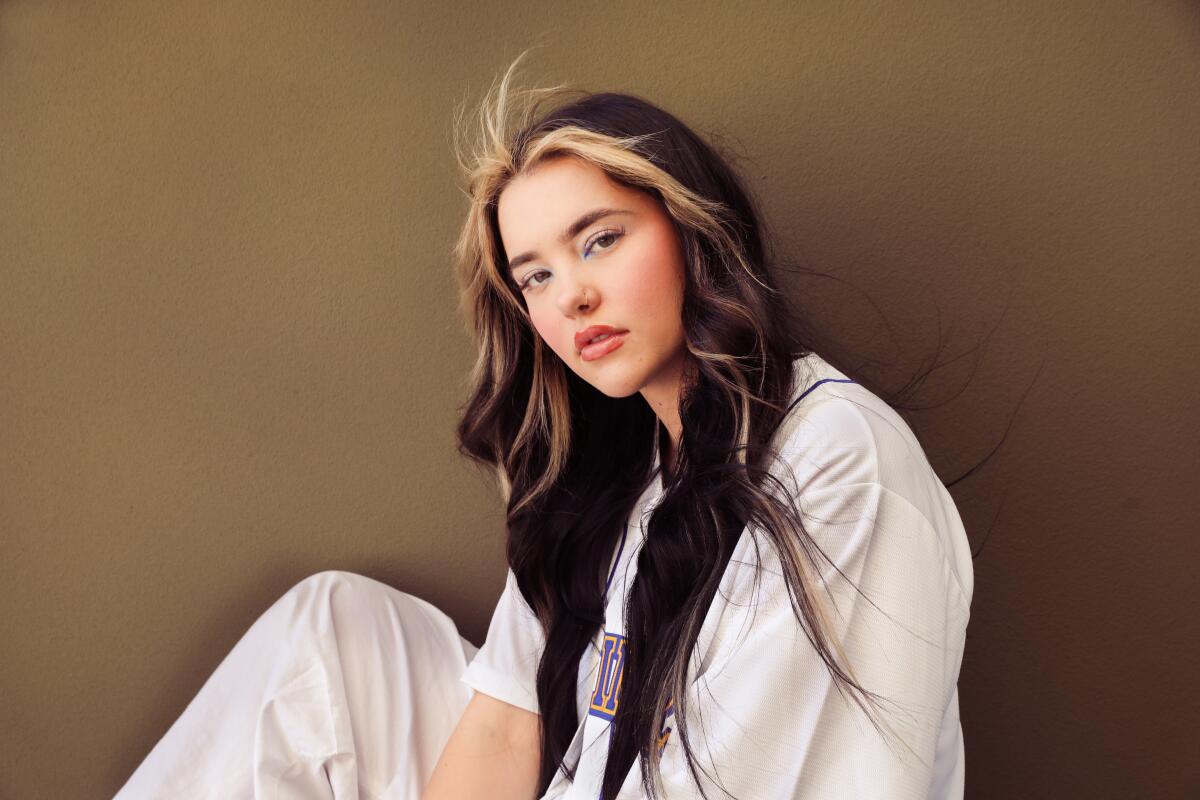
[654,397,972,798]
[459,566,545,715]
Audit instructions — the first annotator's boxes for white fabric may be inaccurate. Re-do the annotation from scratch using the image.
[113,570,479,799]
[460,351,975,799]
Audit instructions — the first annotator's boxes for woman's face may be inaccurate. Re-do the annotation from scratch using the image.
[496,155,688,401]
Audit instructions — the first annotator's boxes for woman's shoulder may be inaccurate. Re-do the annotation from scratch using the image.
[776,350,908,465]
[761,352,975,608]
[774,352,957,537]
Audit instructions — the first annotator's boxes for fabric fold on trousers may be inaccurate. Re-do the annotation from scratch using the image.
[114,570,479,800]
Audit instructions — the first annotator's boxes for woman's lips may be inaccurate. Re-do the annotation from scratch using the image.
[580,331,628,362]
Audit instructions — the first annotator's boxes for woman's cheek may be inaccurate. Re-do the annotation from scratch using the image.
[622,263,672,316]
[528,311,560,358]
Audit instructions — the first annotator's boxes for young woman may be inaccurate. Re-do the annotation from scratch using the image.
[115,54,974,800]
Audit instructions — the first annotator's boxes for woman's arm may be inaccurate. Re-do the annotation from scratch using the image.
[421,690,542,800]
[654,480,971,799]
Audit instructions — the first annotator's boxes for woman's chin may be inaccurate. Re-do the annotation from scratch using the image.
[578,370,643,399]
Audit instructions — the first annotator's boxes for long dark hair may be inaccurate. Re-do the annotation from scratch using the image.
[451,51,989,800]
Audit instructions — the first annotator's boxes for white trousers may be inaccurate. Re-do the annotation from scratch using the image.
[113,570,480,800]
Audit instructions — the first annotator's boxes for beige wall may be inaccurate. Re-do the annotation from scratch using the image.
[1,1,1196,798]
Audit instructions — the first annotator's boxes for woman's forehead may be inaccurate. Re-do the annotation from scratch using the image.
[501,156,628,213]
[497,157,644,247]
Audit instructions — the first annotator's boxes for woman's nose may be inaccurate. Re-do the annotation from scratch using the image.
[556,281,595,316]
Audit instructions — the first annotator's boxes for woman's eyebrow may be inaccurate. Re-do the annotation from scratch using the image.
[507,207,634,272]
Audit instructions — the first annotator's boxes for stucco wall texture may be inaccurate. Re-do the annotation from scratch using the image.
[1,1,1196,798]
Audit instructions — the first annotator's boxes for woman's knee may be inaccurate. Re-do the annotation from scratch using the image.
[284,570,428,628]
[290,569,371,596]
[286,570,395,609]
[274,570,471,701]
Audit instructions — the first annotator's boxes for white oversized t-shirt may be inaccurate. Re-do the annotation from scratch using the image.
[460,352,975,799]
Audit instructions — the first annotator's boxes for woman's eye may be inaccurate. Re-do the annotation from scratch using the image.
[521,270,550,291]
[585,228,623,257]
